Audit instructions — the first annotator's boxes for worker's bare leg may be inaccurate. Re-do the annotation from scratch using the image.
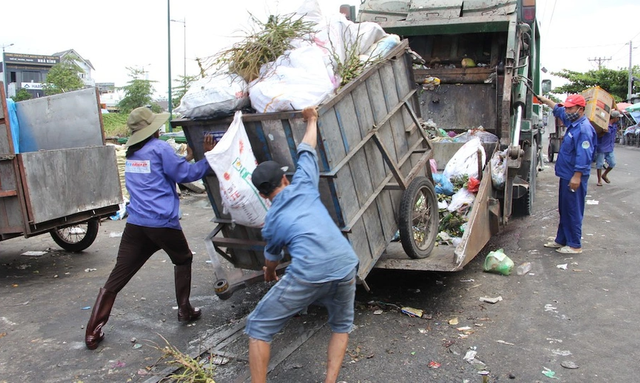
[248,338,271,383]
[597,169,602,184]
[602,167,612,182]
[325,332,349,383]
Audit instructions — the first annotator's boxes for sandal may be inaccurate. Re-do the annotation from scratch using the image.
[544,241,563,249]
[556,246,582,254]
[596,183,602,186]
[602,175,610,184]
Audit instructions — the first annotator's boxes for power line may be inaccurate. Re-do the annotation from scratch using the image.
[547,0,558,30]
[588,57,611,69]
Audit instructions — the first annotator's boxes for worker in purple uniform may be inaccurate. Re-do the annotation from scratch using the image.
[595,110,622,186]
[537,94,596,254]
[246,107,359,383]
[85,107,215,350]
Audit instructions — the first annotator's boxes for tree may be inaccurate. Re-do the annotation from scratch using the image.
[551,66,639,102]
[172,74,198,109]
[117,67,156,113]
[43,54,85,95]
[11,88,32,102]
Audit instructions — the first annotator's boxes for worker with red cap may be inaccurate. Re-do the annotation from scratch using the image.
[537,94,596,254]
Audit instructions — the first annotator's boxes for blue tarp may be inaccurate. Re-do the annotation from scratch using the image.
[6,99,20,154]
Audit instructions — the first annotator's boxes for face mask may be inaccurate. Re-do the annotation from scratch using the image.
[566,111,580,122]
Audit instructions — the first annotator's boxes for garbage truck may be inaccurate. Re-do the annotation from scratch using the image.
[173,0,543,298]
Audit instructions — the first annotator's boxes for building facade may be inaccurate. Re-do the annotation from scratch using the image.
[1,49,94,99]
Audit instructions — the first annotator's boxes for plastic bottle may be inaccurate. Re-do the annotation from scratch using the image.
[516,261,532,276]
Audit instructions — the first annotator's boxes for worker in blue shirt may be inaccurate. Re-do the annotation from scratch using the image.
[246,107,359,383]
[595,110,622,186]
[85,107,214,350]
[538,94,596,254]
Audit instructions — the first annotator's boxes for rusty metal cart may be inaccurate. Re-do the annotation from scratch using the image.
[0,85,122,251]
[173,40,504,300]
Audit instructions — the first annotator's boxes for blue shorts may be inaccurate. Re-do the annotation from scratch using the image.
[245,267,357,342]
[595,152,615,170]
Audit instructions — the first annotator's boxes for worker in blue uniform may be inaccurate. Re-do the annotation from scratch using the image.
[537,94,596,254]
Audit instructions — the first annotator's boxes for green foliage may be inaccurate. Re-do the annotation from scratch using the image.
[11,88,32,102]
[117,67,156,113]
[102,112,129,137]
[551,66,639,102]
[43,54,85,95]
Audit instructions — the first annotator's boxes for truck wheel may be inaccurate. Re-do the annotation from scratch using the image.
[547,144,555,163]
[399,176,439,259]
[50,219,100,252]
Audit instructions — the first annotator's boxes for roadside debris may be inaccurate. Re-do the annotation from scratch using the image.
[561,360,579,369]
[479,296,503,304]
[556,264,568,270]
[401,307,424,318]
[483,249,514,275]
[496,340,514,346]
[542,367,558,379]
[21,250,47,257]
[516,261,532,275]
[428,361,441,369]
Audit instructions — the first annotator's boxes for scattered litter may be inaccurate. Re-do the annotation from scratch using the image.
[479,296,503,304]
[211,355,230,365]
[542,367,558,379]
[428,361,441,369]
[463,350,477,362]
[408,288,421,293]
[109,232,123,238]
[552,349,572,356]
[82,306,91,310]
[586,199,599,205]
[133,343,142,349]
[401,307,424,318]
[137,369,149,376]
[516,261,532,276]
[460,279,475,282]
[561,360,579,369]
[448,317,459,325]
[457,326,472,331]
[110,360,126,369]
[373,309,383,315]
[84,268,97,273]
[21,251,47,257]
[496,340,514,346]
[418,328,427,334]
[205,260,212,264]
[16,264,31,270]
[483,249,514,275]
[544,304,558,312]
[131,337,137,343]
[556,264,568,270]
[546,338,563,343]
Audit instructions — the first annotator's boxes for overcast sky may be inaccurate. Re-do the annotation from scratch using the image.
[2,0,640,99]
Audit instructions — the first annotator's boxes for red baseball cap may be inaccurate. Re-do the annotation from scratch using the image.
[563,94,586,108]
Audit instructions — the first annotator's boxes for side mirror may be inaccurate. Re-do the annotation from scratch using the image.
[541,79,552,95]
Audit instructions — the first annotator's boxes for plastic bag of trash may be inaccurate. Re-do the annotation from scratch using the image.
[433,173,454,195]
[490,149,507,190]
[447,188,475,213]
[205,111,271,227]
[483,248,514,275]
[443,137,486,180]
[175,73,249,119]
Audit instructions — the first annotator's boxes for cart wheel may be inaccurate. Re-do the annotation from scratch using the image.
[547,143,555,163]
[399,176,439,259]
[50,218,100,252]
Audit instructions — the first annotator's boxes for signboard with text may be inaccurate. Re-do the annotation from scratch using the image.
[4,53,59,66]
[21,82,44,90]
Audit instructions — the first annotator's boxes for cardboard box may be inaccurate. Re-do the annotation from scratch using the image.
[581,86,614,135]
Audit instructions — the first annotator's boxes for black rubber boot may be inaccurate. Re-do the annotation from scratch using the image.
[175,264,202,322]
[85,288,117,350]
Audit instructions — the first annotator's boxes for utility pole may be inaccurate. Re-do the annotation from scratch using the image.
[629,40,633,101]
[167,0,172,131]
[588,56,611,70]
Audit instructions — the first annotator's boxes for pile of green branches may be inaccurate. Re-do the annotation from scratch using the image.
[154,335,216,383]
[213,13,316,83]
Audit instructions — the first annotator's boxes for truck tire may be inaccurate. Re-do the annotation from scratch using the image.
[399,176,439,259]
[547,143,555,163]
[50,219,100,252]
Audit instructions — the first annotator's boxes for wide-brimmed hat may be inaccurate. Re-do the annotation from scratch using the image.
[563,94,586,108]
[125,107,170,147]
[252,161,286,195]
